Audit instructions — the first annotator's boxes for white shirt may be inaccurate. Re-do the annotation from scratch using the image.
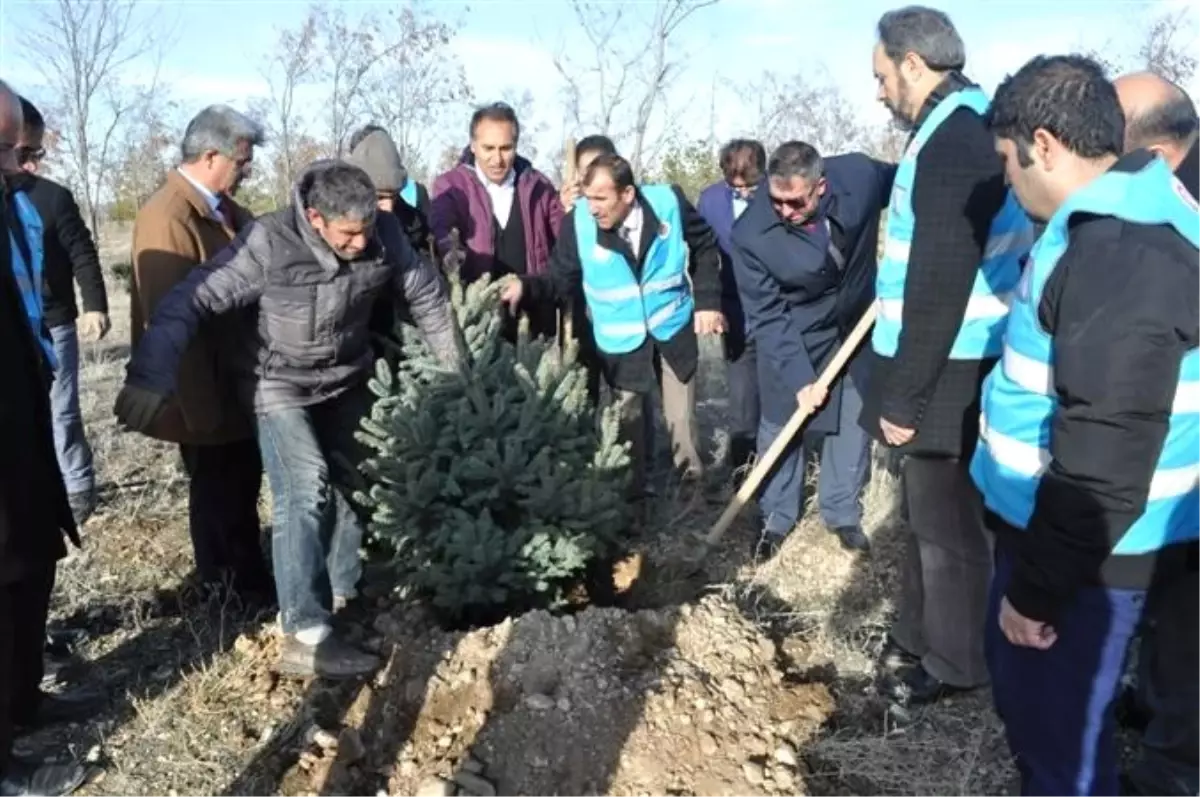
[619,201,645,253]
[177,167,223,220]
[732,195,749,220]
[473,164,516,229]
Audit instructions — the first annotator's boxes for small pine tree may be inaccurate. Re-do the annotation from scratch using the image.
[354,272,633,626]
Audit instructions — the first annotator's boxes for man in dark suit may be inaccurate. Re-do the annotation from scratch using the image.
[697,139,767,484]
[0,78,93,797]
[500,153,723,512]
[12,97,109,526]
[731,141,893,557]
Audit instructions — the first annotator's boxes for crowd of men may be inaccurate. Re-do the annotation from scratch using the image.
[0,3,1196,795]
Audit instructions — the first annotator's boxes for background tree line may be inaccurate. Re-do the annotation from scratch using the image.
[11,0,1198,242]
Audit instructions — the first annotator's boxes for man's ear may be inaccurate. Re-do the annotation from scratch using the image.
[816,176,828,197]
[304,207,323,228]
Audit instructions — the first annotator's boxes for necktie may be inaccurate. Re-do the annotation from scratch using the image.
[216,196,237,231]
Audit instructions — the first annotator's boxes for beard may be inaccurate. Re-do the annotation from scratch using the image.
[885,79,917,132]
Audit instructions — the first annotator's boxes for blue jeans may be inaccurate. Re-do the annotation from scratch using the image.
[49,323,95,497]
[986,547,1145,796]
[756,356,871,535]
[257,388,369,635]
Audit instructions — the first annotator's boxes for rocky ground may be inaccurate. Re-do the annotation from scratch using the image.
[21,229,1020,796]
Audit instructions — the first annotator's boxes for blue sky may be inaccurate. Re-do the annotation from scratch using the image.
[1,0,1195,172]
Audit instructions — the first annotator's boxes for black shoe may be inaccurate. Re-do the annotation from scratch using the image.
[885,665,979,706]
[0,757,92,796]
[878,637,920,672]
[66,491,96,527]
[751,530,786,561]
[15,687,106,732]
[277,633,381,680]
[1114,685,1150,731]
[830,525,870,552]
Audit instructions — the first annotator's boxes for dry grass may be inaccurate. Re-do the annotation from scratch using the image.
[30,225,1016,796]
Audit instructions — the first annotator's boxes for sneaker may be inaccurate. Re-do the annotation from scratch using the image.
[67,490,96,527]
[276,633,381,680]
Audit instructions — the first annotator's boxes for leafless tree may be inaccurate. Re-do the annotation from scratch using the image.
[18,0,174,236]
[747,68,872,155]
[364,3,473,171]
[1139,7,1198,85]
[551,0,720,174]
[260,11,321,196]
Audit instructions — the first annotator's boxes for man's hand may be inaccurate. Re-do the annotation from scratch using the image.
[560,180,580,213]
[796,382,829,413]
[114,385,167,434]
[694,310,727,336]
[499,277,524,312]
[880,417,915,446]
[999,596,1058,650]
[77,311,110,343]
[441,228,466,276]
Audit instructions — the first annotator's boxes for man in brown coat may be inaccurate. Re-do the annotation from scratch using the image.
[130,105,271,601]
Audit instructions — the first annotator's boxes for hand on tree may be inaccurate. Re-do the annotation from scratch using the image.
[693,310,726,336]
[113,384,167,433]
[77,311,110,343]
[499,277,524,312]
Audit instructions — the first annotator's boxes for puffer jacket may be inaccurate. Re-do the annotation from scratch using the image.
[126,160,458,414]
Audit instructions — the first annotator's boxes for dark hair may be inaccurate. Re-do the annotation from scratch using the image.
[1126,84,1199,151]
[583,152,636,192]
[576,134,617,163]
[767,141,824,182]
[469,102,520,141]
[307,162,378,223]
[348,124,389,153]
[719,139,766,182]
[988,54,1124,166]
[18,96,44,134]
[877,5,966,72]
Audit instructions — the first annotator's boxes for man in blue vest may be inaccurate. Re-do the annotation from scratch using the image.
[1112,71,1199,797]
[697,139,766,486]
[730,141,893,557]
[972,54,1199,796]
[500,153,723,511]
[864,5,1034,705]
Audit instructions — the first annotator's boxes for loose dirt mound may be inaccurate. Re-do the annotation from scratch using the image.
[281,596,835,796]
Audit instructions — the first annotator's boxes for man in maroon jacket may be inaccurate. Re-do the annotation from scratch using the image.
[430,102,564,341]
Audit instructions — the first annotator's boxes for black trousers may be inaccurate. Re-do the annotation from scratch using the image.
[726,336,760,476]
[0,562,55,776]
[178,438,270,594]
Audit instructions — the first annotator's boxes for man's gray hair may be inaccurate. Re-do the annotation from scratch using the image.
[307,162,378,224]
[877,6,966,72]
[180,104,265,163]
[768,141,824,183]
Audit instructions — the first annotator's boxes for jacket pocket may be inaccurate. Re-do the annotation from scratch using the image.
[262,284,318,346]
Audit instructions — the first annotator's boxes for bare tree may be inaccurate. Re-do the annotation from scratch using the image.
[260,11,321,196]
[747,69,871,155]
[551,0,719,174]
[1139,7,1198,85]
[364,3,473,168]
[18,0,172,236]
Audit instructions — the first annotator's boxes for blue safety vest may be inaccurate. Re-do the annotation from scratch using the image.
[399,179,417,208]
[8,191,56,369]
[873,86,1033,360]
[970,157,1200,555]
[575,184,693,355]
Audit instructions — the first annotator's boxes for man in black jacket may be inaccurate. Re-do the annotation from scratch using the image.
[974,54,1198,797]
[13,97,109,525]
[864,6,1034,705]
[1112,70,1199,797]
[500,153,723,509]
[0,78,92,797]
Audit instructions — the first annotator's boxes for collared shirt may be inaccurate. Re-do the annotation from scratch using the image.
[619,201,644,252]
[473,164,516,228]
[177,167,222,220]
[732,195,749,220]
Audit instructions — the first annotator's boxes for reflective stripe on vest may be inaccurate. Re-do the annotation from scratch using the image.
[575,184,693,355]
[873,86,1034,360]
[399,179,418,208]
[969,156,1200,555]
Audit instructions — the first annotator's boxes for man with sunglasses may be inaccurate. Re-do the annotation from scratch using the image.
[9,98,109,527]
[697,139,766,485]
[730,141,893,559]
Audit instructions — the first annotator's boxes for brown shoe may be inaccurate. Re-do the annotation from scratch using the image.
[277,633,380,680]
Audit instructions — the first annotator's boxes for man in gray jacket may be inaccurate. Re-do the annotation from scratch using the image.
[115,160,458,678]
